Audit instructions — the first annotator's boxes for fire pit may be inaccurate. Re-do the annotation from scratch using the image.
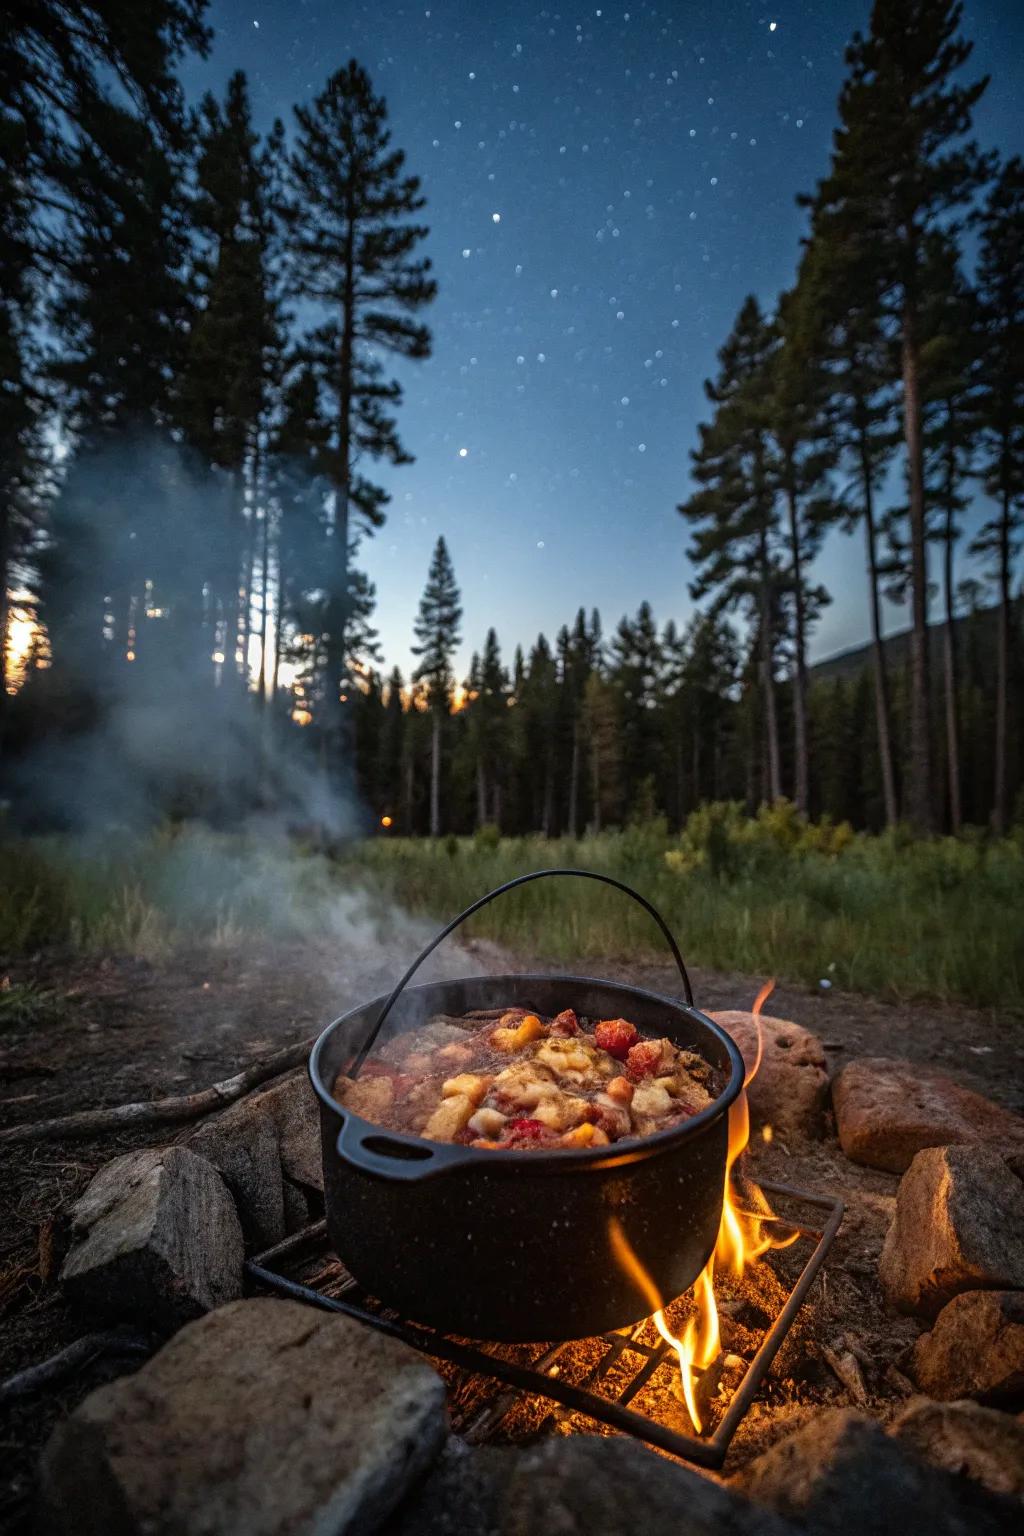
[294,871,844,1463]
[245,1182,842,1470]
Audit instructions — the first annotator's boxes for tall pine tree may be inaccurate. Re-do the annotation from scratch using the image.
[283,61,436,778]
[806,0,991,829]
[411,537,462,837]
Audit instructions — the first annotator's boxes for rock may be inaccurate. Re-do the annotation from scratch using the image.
[501,1436,796,1536]
[37,1298,448,1536]
[189,1105,285,1247]
[258,1071,322,1190]
[188,1069,322,1217]
[60,1146,243,1329]
[891,1398,1024,1502]
[913,1291,1024,1402]
[379,1440,517,1536]
[879,1144,1024,1319]
[710,1011,829,1141]
[737,1407,1016,1536]
[832,1057,1024,1174]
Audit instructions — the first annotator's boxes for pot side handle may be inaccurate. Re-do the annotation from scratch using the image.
[336,1116,478,1182]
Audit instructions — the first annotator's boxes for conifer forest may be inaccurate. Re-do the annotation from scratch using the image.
[1,0,1021,853]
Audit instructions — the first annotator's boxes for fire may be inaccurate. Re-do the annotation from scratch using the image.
[610,979,798,1434]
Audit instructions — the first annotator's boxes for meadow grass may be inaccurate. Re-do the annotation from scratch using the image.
[0,814,1020,1013]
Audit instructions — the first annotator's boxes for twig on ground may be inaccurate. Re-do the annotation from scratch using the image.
[821,1342,869,1404]
[0,1329,151,1403]
[0,1035,314,1147]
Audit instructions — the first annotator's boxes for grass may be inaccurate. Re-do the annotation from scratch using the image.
[0,809,1020,1013]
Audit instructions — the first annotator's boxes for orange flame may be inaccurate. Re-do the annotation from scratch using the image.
[609,979,798,1434]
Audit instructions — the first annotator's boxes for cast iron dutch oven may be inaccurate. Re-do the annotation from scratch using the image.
[309,869,745,1342]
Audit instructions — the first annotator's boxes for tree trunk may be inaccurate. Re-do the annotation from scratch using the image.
[901,307,933,831]
[403,754,414,834]
[0,519,10,711]
[992,486,1011,834]
[757,529,782,803]
[430,708,441,837]
[857,421,899,828]
[942,422,961,834]
[784,467,810,815]
[567,721,580,837]
[591,736,601,835]
[325,212,357,779]
[476,756,487,828]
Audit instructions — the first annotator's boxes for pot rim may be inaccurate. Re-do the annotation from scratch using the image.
[309,972,746,1174]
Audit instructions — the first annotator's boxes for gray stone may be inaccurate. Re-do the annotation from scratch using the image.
[60,1146,243,1329]
[37,1298,448,1536]
[258,1071,322,1190]
[188,1069,323,1218]
[189,1105,285,1247]
[510,1436,794,1536]
[383,1435,801,1536]
[891,1398,1024,1503]
[710,1010,829,1141]
[379,1440,517,1536]
[737,1407,1017,1536]
[879,1144,1024,1318]
[913,1291,1024,1403]
[832,1057,1024,1175]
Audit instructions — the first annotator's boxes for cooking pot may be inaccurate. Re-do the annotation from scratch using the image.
[308,869,745,1341]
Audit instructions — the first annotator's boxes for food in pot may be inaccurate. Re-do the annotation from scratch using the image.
[332,1007,722,1151]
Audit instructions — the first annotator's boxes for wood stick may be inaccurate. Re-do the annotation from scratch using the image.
[0,1330,150,1403]
[0,1035,315,1148]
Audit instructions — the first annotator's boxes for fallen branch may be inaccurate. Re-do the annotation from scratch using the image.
[0,1329,150,1403]
[0,1035,315,1148]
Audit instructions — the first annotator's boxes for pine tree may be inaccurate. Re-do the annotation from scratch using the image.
[973,157,1024,834]
[806,0,992,829]
[769,287,839,814]
[472,628,509,828]
[679,296,786,804]
[610,601,664,814]
[411,537,462,837]
[282,61,436,775]
[179,73,285,696]
[40,93,193,683]
[376,665,407,824]
[796,235,903,826]
[919,234,980,831]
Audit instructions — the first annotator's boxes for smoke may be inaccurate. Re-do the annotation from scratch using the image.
[4,429,357,839]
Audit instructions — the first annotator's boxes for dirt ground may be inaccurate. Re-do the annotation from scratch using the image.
[2,939,1023,1532]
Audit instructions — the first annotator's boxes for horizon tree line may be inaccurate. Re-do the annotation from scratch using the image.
[0,0,1021,838]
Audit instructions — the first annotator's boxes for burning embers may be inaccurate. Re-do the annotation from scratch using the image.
[611,980,799,1433]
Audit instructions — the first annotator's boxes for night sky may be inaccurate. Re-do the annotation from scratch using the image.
[181,1,1024,682]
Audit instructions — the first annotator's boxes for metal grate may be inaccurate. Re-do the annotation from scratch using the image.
[245,1180,842,1471]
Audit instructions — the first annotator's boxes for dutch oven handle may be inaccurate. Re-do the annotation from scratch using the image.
[348,867,694,1079]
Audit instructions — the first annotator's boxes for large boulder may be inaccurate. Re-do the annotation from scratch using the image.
[832,1057,1024,1174]
[737,1407,1016,1536]
[60,1146,243,1329]
[912,1290,1024,1403]
[37,1298,448,1536]
[891,1398,1024,1503]
[879,1144,1024,1318]
[709,1010,829,1141]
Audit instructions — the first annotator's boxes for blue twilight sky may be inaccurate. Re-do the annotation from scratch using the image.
[180,1,1024,682]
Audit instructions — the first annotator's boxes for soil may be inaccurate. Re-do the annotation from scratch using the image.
[2,939,1023,1531]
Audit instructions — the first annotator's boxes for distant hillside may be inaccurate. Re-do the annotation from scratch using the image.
[809,600,1016,686]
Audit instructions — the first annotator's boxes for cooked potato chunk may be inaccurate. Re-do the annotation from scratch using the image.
[423,1093,476,1142]
[442,1072,492,1104]
[468,1105,507,1138]
[536,1038,593,1076]
[491,1013,547,1051]
[631,1083,673,1118]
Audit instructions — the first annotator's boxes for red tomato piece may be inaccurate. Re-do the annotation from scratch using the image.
[550,1008,580,1036]
[595,1018,640,1060]
[626,1040,663,1079]
[506,1117,548,1140]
